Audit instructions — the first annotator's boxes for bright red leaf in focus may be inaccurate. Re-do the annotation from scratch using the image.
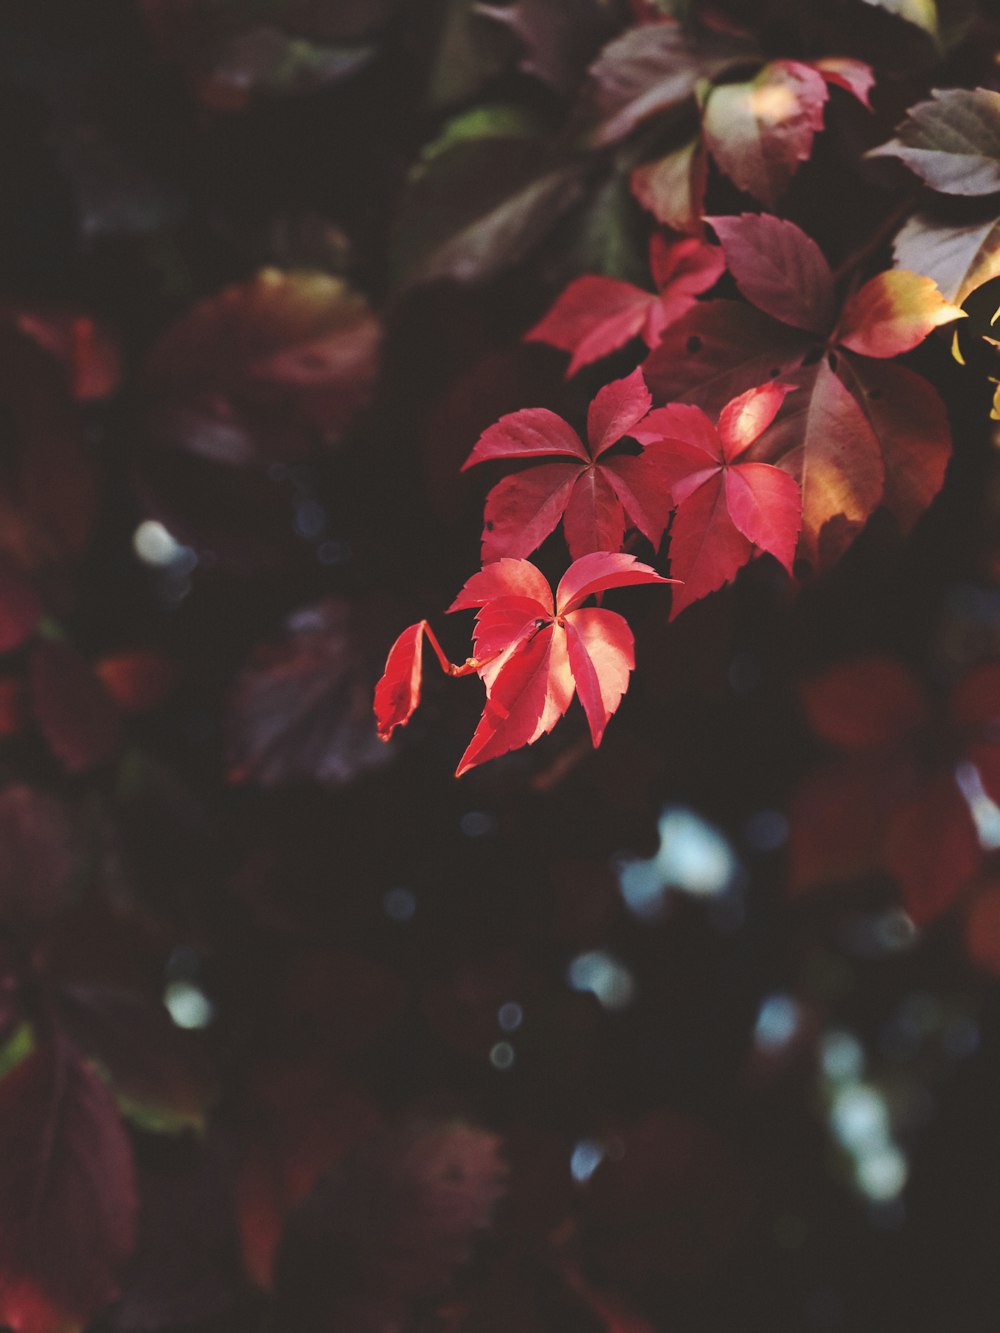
[525,233,724,376]
[463,370,676,561]
[632,383,801,616]
[374,553,674,774]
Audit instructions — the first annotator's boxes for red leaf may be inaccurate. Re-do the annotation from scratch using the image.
[463,407,588,468]
[884,777,981,923]
[801,657,931,752]
[555,550,673,613]
[525,276,657,376]
[586,368,652,455]
[449,558,553,613]
[93,650,178,715]
[374,621,426,741]
[702,61,828,209]
[456,623,572,776]
[708,213,835,335]
[0,1039,137,1333]
[564,607,634,745]
[636,388,799,614]
[716,382,797,458]
[833,269,964,358]
[525,239,721,377]
[29,641,124,774]
[12,308,122,403]
[464,376,675,560]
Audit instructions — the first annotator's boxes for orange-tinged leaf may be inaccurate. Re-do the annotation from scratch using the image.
[834,269,964,358]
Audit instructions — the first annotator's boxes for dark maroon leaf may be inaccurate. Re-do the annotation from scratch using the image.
[0,566,42,655]
[0,785,79,932]
[0,1038,137,1333]
[29,640,124,774]
[227,599,393,786]
[274,1120,507,1330]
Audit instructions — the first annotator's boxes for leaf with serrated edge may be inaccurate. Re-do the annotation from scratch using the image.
[867,88,1000,196]
[834,269,963,357]
[708,213,835,335]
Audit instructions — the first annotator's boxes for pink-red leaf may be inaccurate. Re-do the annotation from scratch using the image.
[480,464,580,562]
[556,551,673,614]
[665,473,752,618]
[563,467,627,558]
[29,641,123,774]
[601,453,677,547]
[456,624,571,775]
[449,559,553,614]
[708,213,835,335]
[716,382,797,459]
[586,369,652,456]
[833,269,964,358]
[463,407,588,469]
[724,464,801,571]
[374,622,426,742]
[564,607,634,746]
[524,275,656,376]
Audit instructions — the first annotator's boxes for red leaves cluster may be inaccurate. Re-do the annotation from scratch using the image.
[377,553,674,776]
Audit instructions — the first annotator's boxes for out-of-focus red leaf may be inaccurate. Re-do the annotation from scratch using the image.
[237,1058,382,1290]
[800,657,930,752]
[582,1110,751,1282]
[0,567,42,655]
[702,60,828,210]
[29,641,123,774]
[0,1038,137,1333]
[789,759,888,893]
[707,213,835,335]
[884,776,981,923]
[0,785,79,932]
[228,599,392,786]
[94,650,178,715]
[273,1119,507,1329]
[812,57,875,108]
[140,270,382,467]
[833,270,963,357]
[11,309,122,403]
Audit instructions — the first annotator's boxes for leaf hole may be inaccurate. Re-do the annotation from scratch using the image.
[868,389,882,401]
[769,367,781,378]
[687,335,702,354]
[485,520,494,531]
